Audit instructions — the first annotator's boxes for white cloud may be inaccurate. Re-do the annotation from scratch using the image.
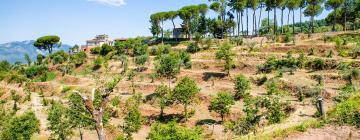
[88,0,126,7]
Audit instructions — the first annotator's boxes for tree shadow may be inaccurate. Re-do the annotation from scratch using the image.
[147,114,185,123]
[202,72,226,81]
[195,119,219,126]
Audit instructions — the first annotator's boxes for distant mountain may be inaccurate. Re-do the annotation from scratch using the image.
[0,40,72,63]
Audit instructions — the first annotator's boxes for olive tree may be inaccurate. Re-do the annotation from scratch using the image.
[155,53,180,87]
[172,76,200,121]
[154,84,173,118]
[47,102,72,140]
[216,42,235,75]
[73,75,122,140]
[1,111,40,140]
[234,75,251,100]
[209,91,235,122]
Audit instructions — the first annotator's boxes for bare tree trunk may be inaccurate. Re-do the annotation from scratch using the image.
[253,10,257,36]
[300,8,303,33]
[344,8,347,31]
[274,7,277,35]
[79,128,83,140]
[333,8,337,32]
[237,11,240,36]
[161,20,164,44]
[292,9,295,34]
[287,9,291,26]
[246,8,249,36]
[241,11,244,36]
[281,9,284,34]
[258,5,263,33]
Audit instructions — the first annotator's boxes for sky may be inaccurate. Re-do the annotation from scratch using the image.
[0,0,331,45]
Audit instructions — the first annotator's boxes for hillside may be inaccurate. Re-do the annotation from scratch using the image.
[0,31,359,140]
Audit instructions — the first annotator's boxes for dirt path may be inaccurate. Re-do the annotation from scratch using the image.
[31,92,49,137]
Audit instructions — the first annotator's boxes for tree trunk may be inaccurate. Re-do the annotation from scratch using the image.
[94,110,105,140]
[292,10,295,34]
[171,19,177,41]
[311,16,314,33]
[236,11,240,36]
[79,128,83,140]
[258,5,263,33]
[161,20,164,44]
[268,10,270,33]
[333,8,337,32]
[287,9,291,26]
[241,11,244,36]
[344,8,347,31]
[246,8,249,36]
[184,104,188,121]
[281,9,284,34]
[274,7,277,35]
[253,10,257,36]
[300,8,303,33]
[160,106,164,119]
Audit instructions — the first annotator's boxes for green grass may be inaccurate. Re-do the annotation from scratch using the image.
[236,119,325,140]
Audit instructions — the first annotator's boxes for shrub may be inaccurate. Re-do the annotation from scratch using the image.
[328,92,360,127]
[310,58,325,70]
[100,44,114,56]
[71,51,87,67]
[327,50,334,58]
[308,48,315,56]
[265,96,287,124]
[39,72,57,82]
[90,46,101,54]
[204,37,213,50]
[234,75,251,99]
[178,51,192,69]
[333,84,356,103]
[24,65,48,78]
[284,32,293,43]
[147,121,203,140]
[209,91,235,122]
[186,43,200,53]
[352,46,360,59]
[93,56,104,70]
[231,37,243,46]
[266,78,281,95]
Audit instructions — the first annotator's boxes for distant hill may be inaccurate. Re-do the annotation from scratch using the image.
[0,40,72,63]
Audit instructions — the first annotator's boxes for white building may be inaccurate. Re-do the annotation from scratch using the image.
[82,34,113,51]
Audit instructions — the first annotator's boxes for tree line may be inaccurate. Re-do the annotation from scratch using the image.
[150,0,360,41]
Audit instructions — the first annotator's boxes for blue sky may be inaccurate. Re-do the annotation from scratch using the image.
[0,0,330,45]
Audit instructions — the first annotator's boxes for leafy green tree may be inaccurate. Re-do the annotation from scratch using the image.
[155,53,180,87]
[172,76,200,121]
[209,91,235,122]
[24,53,32,66]
[154,84,173,118]
[71,51,87,67]
[34,35,61,54]
[1,111,40,140]
[123,94,142,138]
[100,44,114,56]
[150,14,161,37]
[67,93,94,140]
[147,121,203,140]
[234,75,251,100]
[265,96,286,124]
[304,0,324,33]
[325,0,345,31]
[178,5,201,40]
[216,42,235,75]
[10,90,21,112]
[135,55,149,70]
[47,102,72,140]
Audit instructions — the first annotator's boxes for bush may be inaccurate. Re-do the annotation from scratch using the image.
[234,75,251,100]
[284,32,293,43]
[39,72,56,82]
[353,46,360,59]
[90,46,101,54]
[100,44,114,56]
[93,57,104,70]
[309,58,325,70]
[147,121,203,140]
[24,65,48,78]
[71,51,87,67]
[231,37,243,46]
[186,43,200,53]
[328,92,360,127]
